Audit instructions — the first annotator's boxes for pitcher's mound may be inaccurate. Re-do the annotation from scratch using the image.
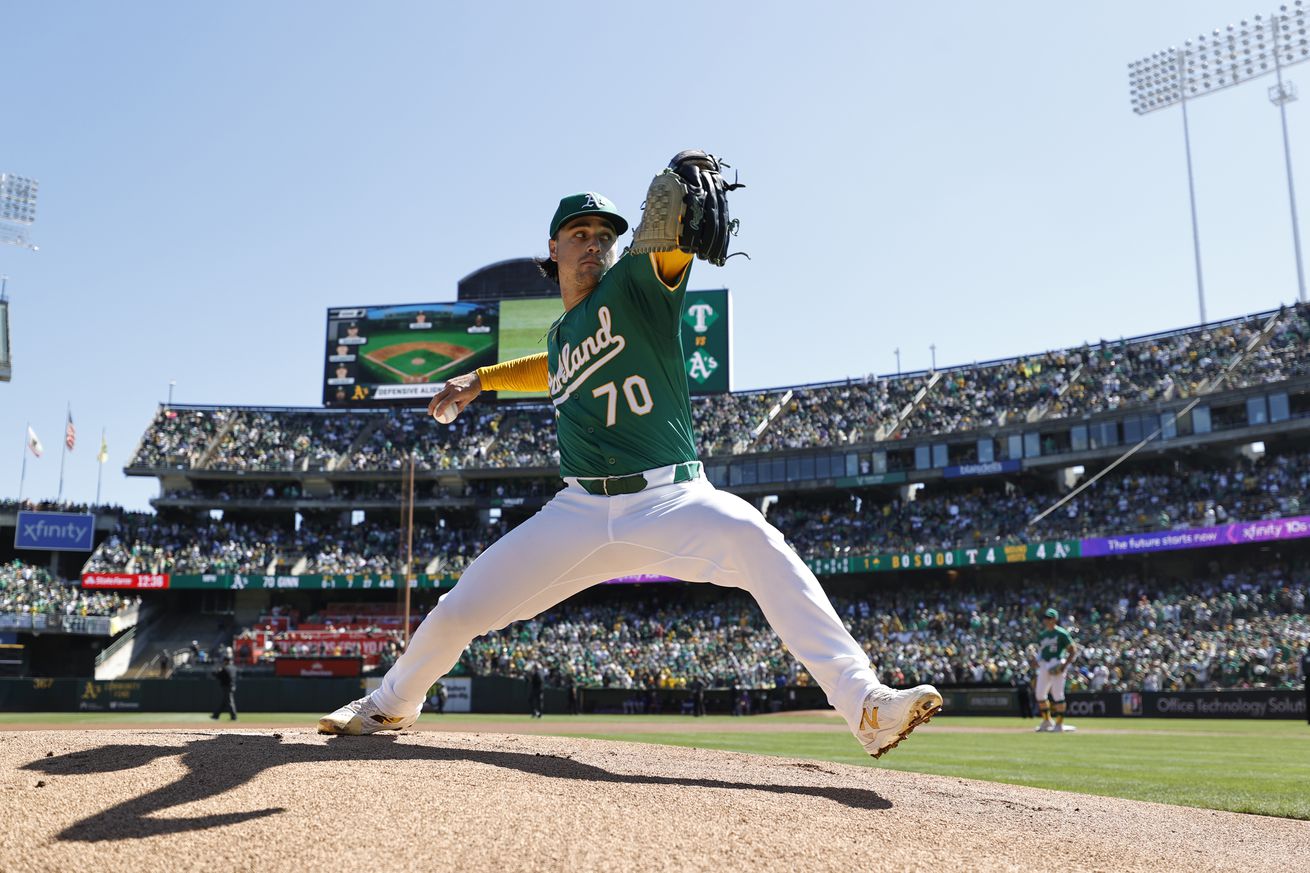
[0,730,1301,872]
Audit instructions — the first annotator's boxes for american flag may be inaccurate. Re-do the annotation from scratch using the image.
[65,411,76,451]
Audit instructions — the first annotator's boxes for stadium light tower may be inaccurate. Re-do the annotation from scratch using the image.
[0,173,39,251]
[1129,3,1310,320]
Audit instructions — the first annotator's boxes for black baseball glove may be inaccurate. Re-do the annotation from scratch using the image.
[629,150,744,266]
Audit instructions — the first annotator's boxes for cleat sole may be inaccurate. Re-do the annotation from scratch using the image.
[868,696,943,760]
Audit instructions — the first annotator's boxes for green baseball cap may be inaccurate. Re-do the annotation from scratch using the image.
[1044,608,1060,619]
[549,192,628,238]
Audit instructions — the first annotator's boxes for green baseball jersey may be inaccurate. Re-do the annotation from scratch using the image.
[547,252,698,478]
[1037,626,1074,662]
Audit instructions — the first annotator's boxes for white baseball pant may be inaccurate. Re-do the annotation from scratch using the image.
[372,473,882,730]
[1036,661,1067,702]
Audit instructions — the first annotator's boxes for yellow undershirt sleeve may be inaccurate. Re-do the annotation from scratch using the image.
[652,250,694,289]
[475,353,550,392]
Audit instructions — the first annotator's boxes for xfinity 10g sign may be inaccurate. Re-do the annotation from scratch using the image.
[15,511,96,552]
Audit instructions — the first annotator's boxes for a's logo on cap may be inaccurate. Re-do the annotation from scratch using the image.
[581,193,605,209]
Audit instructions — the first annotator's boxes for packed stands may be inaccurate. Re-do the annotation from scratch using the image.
[754,376,927,451]
[1,560,140,618]
[454,562,1308,693]
[774,449,1310,557]
[207,410,370,471]
[87,449,1310,574]
[123,304,1310,471]
[130,407,232,468]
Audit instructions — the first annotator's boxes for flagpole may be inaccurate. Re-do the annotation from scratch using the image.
[95,427,105,505]
[57,404,68,501]
[18,421,28,503]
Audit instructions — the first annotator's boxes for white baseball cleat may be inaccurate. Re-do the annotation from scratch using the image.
[1034,720,1055,732]
[317,695,418,735]
[856,684,943,759]
[1053,723,1077,733]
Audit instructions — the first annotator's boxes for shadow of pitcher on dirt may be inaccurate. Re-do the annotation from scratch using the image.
[23,732,893,842]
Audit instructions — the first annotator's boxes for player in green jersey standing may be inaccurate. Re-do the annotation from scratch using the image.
[1032,607,1078,733]
[319,152,943,759]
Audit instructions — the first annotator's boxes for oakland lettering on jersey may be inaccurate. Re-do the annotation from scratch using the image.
[550,305,627,405]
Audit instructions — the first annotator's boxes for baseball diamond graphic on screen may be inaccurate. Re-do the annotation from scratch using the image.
[323,303,499,405]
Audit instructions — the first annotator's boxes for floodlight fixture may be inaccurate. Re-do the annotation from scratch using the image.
[0,174,38,223]
[1128,3,1309,312]
[0,173,39,251]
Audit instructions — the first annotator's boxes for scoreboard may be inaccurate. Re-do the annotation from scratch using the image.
[324,290,730,407]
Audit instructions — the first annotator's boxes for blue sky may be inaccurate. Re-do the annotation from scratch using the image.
[1,1,1306,510]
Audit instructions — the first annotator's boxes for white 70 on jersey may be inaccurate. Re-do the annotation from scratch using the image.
[592,375,654,426]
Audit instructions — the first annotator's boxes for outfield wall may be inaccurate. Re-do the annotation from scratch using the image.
[0,679,1302,719]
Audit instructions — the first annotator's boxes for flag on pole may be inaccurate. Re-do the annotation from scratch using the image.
[26,426,42,457]
[65,411,76,451]
[98,432,109,464]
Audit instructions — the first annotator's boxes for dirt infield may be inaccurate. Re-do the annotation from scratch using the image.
[361,338,476,382]
[1,730,1304,872]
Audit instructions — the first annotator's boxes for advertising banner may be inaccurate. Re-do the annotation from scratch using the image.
[834,472,908,488]
[82,573,457,591]
[77,680,143,712]
[430,676,472,713]
[15,511,96,552]
[943,459,1022,479]
[1065,690,1304,719]
[808,540,1080,576]
[82,572,690,590]
[82,573,170,590]
[604,574,678,585]
[276,631,395,654]
[1081,515,1310,558]
[940,687,1020,715]
[274,657,363,678]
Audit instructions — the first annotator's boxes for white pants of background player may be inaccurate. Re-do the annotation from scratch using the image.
[372,472,881,732]
[1035,660,1067,702]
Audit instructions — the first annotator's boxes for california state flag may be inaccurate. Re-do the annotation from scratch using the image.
[26,426,43,458]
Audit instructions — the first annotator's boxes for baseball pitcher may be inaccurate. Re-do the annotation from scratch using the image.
[319,151,943,758]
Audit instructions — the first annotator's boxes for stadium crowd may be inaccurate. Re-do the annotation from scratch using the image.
[0,560,141,617]
[1229,303,1310,389]
[82,513,513,576]
[207,410,370,471]
[122,304,1308,472]
[776,448,1310,557]
[898,352,1072,437]
[84,449,1310,575]
[130,407,232,468]
[454,562,1308,693]
[753,376,926,451]
[0,499,131,515]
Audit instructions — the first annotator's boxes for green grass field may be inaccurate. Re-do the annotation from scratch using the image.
[359,329,497,383]
[496,297,563,398]
[4,711,1306,819]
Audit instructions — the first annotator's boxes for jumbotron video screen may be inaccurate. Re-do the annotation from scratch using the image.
[324,290,730,406]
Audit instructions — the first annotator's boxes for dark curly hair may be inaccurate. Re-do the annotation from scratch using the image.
[535,255,559,285]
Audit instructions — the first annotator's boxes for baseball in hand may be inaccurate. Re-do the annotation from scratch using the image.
[434,402,459,424]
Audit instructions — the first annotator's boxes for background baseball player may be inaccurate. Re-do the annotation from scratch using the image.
[1032,607,1078,733]
[319,151,943,759]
